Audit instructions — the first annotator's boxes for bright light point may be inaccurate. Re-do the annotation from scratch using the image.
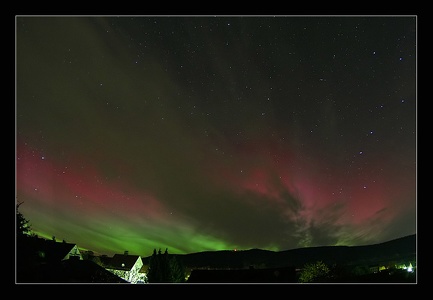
[407,263,413,272]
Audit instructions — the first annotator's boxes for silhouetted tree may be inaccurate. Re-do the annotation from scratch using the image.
[146,248,186,283]
[16,201,31,239]
[16,201,35,278]
[298,260,331,283]
[170,255,186,283]
[161,248,171,282]
[147,249,161,283]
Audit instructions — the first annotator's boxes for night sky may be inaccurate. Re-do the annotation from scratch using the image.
[16,16,417,257]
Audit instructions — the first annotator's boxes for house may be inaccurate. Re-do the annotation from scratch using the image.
[17,237,127,283]
[105,251,147,283]
[17,257,128,283]
[39,240,83,262]
[18,237,83,265]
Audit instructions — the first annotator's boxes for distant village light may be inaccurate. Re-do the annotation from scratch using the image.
[407,263,413,272]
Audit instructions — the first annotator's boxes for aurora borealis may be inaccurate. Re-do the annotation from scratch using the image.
[16,16,417,257]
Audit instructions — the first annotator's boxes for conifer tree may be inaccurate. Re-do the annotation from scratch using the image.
[146,248,186,283]
[147,249,160,283]
[16,201,31,239]
[170,255,186,283]
[161,248,171,282]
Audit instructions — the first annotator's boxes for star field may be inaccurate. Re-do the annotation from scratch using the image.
[16,15,416,256]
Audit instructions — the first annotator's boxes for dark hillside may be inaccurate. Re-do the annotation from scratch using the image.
[142,234,416,270]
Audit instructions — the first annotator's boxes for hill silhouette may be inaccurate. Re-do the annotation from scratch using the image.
[142,234,416,270]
